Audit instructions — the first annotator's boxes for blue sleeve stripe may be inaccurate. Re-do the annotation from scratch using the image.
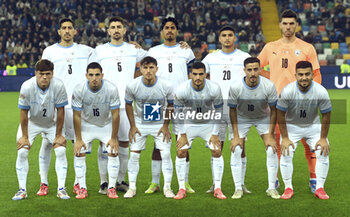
[167,100,174,104]
[110,104,121,110]
[269,100,278,107]
[320,107,332,114]
[276,105,287,111]
[227,103,237,108]
[18,105,30,110]
[72,106,82,111]
[125,99,133,104]
[56,101,68,108]
[214,103,223,109]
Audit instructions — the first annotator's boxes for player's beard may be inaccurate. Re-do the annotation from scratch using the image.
[112,33,123,41]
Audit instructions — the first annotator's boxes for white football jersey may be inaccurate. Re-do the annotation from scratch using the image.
[125,76,174,126]
[228,76,278,119]
[277,81,332,128]
[89,42,147,106]
[202,49,250,99]
[71,79,121,127]
[147,44,195,87]
[42,43,93,106]
[18,77,68,127]
[174,79,223,124]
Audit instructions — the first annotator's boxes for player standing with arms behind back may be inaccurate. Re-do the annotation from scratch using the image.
[89,16,148,192]
[146,17,195,194]
[202,25,251,194]
[258,9,322,192]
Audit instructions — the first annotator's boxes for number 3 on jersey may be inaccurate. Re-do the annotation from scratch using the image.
[68,64,72,74]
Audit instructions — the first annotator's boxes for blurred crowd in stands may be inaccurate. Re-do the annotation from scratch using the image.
[0,0,264,69]
[0,0,349,70]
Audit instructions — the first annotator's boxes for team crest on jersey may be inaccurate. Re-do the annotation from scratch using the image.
[294,49,301,56]
[66,58,73,63]
[143,101,162,121]
[19,94,25,99]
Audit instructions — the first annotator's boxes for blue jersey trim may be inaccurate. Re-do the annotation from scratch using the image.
[214,103,224,109]
[276,105,287,112]
[18,105,30,110]
[125,99,133,104]
[72,106,82,111]
[227,103,237,108]
[110,104,121,110]
[320,107,332,114]
[56,101,68,108]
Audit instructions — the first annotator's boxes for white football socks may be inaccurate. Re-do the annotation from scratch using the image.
[54,146,67,189]
[175,156,186,190]
[39,137,51,185]
[151,160,161,184]
[160,149,173,189]
[118,146,129,183]
[266,146,278,190]
[128,152,140,190]
[280,145,294,190]
[315,149,329,190]
[16,148,29,190]
[97,144,108,185]
[74,156,87,189]
[107,155,120,189]
[230,146,243,190]
[212,155,224,189]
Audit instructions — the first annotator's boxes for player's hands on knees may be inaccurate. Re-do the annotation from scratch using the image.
[129,126,141,143]
[264,134,277,153]
[281,138,294,156]
[209,135,221,150]
[315,138,330,156]
[176,134,189,151]
[179,41,191,49]
[107,138,119,155]
[74,140,86,156]
[53,135,66,147]
[129,41,142,49]
[157,126,171,143]
[17,136,30,150]
[230,137,244,152]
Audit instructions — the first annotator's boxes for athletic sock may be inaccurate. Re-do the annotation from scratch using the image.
[54,146,68,189]
[230,146,243,190]
[74,156,87,189]
[212,155,224,189]
[241,156,247,185]
[266,146,278,190]
[160,149,173,188]
[16,148,29,190]
[151,160,161,184]
[280,146,294,190]
[97,144,108,184]
[39,137,51,185]
[175,156,186,190]
[128,152,140,190]
[315,150,329,190]
[107,155,120,189]
[118,146,129,183]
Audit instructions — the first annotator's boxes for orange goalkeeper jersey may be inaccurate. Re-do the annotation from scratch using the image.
[258,38,321,94]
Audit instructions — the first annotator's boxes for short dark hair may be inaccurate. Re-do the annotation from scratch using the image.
[36,59,54,71]
[141,56,158,66]
[161,17,179,30]
[280,9,297,21]
[244,57,260,67]
[108,16,127,27]
[87,62,103,73]
[296,61,313,71]
[219,25,235,35]
[59,18,74,28]
[191,61,206,72]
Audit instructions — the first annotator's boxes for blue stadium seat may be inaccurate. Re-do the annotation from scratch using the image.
[341,47,349,54]
[340,42,347,49]
[347,59,350,65]
[302,25,310,32]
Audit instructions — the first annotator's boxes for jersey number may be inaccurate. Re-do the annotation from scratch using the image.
[68,64,72,74]
[93,108,100,117]
[282,58,288,68]
[42,109,47,117]
[168,63,173,73]
[117,62,122,72]
[247,104,254,112]
[223,70,231,80]
[300,109,306,118]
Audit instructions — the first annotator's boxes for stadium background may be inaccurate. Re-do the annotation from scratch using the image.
[0,0,349,216]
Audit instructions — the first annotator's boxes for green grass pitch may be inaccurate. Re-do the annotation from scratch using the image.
[0,90,349,217]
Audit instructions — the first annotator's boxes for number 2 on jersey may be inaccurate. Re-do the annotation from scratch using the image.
[42,109,47,117]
